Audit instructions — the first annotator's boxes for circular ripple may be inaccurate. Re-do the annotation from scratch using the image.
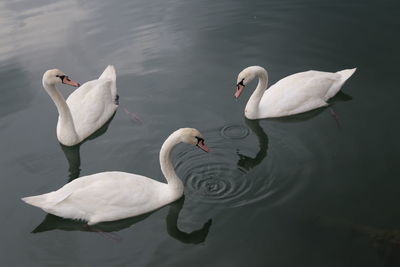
[174,125,314,208]
[184,163,255,205]
[220,124,250,140]
[175,147,278,208]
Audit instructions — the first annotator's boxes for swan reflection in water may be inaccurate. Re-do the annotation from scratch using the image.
[236,90,353,171]
[60,144,81,181]
[235,91,353,171]
[32,196,212,244]
[236,118,269,171]
[60,113,116,181]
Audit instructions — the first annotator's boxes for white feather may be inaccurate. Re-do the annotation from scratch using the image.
[42,65,118,146]
[236,66,356,119]
[22,128,206,225]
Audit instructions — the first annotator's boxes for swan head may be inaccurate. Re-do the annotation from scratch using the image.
[178,128,209,152]
[235,66,264,99]
[42,69,80,87]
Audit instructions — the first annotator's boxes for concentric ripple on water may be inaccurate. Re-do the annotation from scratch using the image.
[174,124,312,208]
[220,124,250,139]
[181,159,272,207]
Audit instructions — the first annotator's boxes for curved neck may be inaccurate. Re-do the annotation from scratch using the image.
[159,132,184,193]
[245,67,268,119]
[43,82,79,142]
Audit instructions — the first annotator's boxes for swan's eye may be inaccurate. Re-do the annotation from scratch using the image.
[237,79,245,90]
[195,136,205,146]
[56,75,66,82]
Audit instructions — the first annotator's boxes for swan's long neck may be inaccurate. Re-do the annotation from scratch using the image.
[43,82,79,144]
[245,67,268,119]
[159,132,184,195]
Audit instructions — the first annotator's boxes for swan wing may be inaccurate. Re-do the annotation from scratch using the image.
[23,172,168,223]
[261,71,339,117]
[66,79,117,139]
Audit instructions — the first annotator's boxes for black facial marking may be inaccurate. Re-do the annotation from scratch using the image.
[195,136,205,146]
[237,79,244,86]
[236,79,244,90]
[56,75,66,83]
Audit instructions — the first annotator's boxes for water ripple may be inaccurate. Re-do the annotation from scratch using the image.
[177,151,272,207]
[175,123,312,208]
[220,124,250,139]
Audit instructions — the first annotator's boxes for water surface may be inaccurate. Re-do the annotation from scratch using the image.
[1,0,400,266]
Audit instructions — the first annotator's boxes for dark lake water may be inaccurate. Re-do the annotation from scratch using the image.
[1,0,400,266]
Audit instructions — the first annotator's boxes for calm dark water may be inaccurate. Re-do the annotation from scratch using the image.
[1,0,400,266]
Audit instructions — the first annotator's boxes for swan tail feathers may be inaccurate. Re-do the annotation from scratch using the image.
[22,191,72,208]
[99,65,116,81]
[22,194,50,208]
[99,65,117,101]
[336,68,356,85]
[99,65,118,103]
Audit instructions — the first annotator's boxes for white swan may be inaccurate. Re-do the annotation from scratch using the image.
[42,65,118,146]
[235,66,356,119]
[22,128,209,225]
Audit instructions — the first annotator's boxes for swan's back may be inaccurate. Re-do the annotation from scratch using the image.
[269,70,338,97]
[259,69,355,117]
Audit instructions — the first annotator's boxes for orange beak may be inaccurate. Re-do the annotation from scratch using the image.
[62,76,80,87]
[197,140,209,152]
